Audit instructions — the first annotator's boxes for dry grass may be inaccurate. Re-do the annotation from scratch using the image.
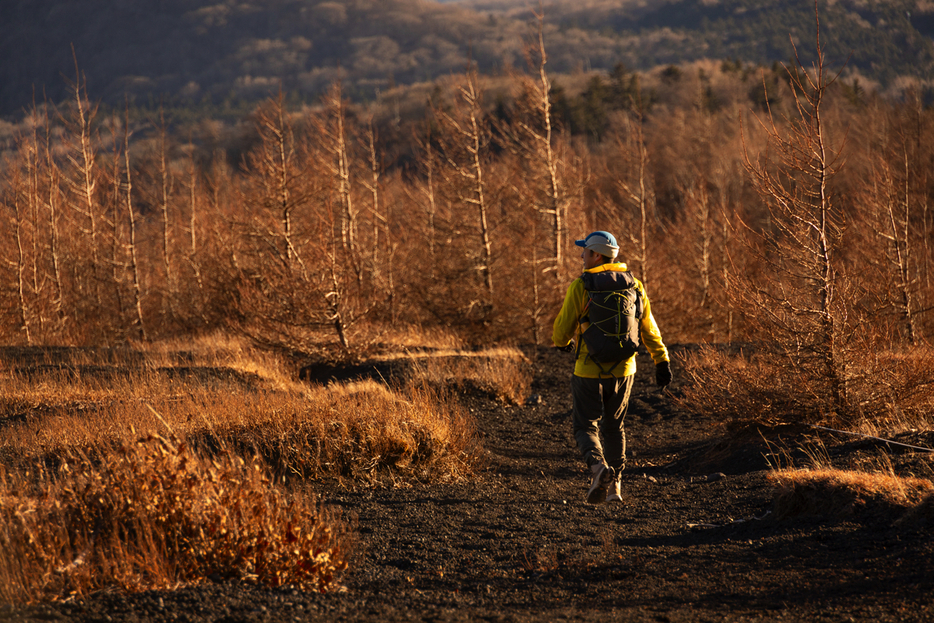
[0,333,530,604]
[769,468,934,521]
[676,344,934,432]
[0,335,482,482]
[0,433,352,604]
[359,323,466,352]
[680,344,934,524]
[379,346,532,406]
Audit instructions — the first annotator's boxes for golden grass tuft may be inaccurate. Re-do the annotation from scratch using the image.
[768,468,934,520]
[391,347,532,406]
[360,323,466,351]
[0,433,352,604]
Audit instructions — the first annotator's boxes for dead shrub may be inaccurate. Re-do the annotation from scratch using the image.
[676,345,812,425]
[858,347,934,433]
[0,433,353,604]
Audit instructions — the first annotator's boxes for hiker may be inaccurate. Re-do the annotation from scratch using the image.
[552,230,672,505]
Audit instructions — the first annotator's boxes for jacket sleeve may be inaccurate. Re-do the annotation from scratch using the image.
[552,278,585,347]
[638,283,669,365]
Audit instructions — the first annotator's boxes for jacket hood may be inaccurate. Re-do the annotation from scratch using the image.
[584,262,628,274]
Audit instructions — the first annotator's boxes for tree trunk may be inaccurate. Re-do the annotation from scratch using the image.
[157,114,175,309]
[12,191,32,344]
[123,115,146,341]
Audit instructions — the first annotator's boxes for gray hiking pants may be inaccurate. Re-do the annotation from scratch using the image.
[570,374,635,472]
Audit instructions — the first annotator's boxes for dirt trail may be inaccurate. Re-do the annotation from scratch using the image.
[6,345,934,622]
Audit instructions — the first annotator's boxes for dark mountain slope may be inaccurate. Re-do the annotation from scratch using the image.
[3,0,934,119]
[1,0,508,116]
[577,0,934,82]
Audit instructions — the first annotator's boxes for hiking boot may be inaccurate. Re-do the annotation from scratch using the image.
[586,463,615,505]
[606,476,623,502]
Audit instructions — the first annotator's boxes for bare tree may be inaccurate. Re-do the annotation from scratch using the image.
[663,91,746,343]
[315,81,360,277]
[409,116,439,267]
[154,109,176,305]
[510,9,567,285]
[362,119,384,273]
[856,143,919,344]
[122,109,146,341]
[434,65,496,315]
[682,176,714,309]
[24,120,45,339]
[614,104,653,284]
[246,93,310,275]
[3,162,33,344]
[181,139,205,304]
[107,117,127,325]
[361,118,396,317]
[61,59,104,312]
[324,241,351,352]
[740,7,851,421]
[41,103,66,329]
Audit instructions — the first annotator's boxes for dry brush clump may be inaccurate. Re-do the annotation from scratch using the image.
[675,345,811,426]
[0,432,353,604]
[676,344,934,433]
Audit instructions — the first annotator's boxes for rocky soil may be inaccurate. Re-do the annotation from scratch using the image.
[5,345,934,622]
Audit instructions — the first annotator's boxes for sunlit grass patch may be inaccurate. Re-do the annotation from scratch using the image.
[0,340,482,483]
[386,346,532,406]
[0,433,353,604]
[194,380,480,484]
[769,468,934,520]
[359,323,466,351]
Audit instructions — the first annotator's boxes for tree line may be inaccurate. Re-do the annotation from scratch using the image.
[1,34,933,377]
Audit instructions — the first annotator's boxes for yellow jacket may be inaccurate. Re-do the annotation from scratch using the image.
[552,262,669,378]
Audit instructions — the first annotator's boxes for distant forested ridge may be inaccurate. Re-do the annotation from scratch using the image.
[2,0,934,118]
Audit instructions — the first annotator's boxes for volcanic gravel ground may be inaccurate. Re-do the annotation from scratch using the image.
[5,345,934,622]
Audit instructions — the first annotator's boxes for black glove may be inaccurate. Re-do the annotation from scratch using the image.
[656,361,672,389]
[556,342,575,353]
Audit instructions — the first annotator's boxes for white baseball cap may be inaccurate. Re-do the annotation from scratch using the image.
[574,231,619,258]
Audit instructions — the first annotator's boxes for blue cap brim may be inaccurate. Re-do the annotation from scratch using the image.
[574,240,586,247]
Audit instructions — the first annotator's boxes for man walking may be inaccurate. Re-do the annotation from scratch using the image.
[552,231,672,504]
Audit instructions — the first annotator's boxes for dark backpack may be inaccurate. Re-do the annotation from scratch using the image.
[577,270,644,374]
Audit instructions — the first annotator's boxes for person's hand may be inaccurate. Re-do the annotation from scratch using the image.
[555,342,575,353]
[656,361,672,389]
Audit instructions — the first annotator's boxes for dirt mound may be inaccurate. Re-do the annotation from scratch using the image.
[5,345,934,622]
